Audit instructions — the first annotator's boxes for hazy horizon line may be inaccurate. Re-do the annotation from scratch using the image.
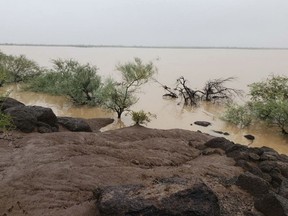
[1,43,288,50]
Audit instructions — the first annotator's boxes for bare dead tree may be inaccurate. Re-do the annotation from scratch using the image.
[175,77,204,106]
[202,77,243,102]
[159,76,243,106]
[154,79,178,98]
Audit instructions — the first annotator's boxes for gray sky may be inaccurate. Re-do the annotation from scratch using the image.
[1,0,288,47]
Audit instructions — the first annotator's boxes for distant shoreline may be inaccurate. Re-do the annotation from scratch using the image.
[0,43,287,50]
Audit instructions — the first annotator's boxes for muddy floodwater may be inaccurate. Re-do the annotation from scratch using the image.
[0,45,288,153]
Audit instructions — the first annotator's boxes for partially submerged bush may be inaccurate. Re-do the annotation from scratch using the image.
[222,103,253,128]
[0,51,41,84]
[25,59,102,105]
[223,75,288,134]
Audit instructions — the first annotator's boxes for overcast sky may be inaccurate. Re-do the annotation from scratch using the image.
[1,0,288,47]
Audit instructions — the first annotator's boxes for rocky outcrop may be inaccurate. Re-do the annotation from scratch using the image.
[203,137,288,216]
[1,125,258,216]
[1,98,113,133]
[58,117,92,132]
[95,179,220,216]
[254,193,288,216]
[0,97,24,111]
[1,99,287,215]
[4,105,58,133]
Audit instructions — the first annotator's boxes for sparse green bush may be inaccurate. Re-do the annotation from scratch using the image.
[222,103,253,128]
[130,110,156,125]
[0,95,15,131]
[0,112,14,131]
[223,75,288,134]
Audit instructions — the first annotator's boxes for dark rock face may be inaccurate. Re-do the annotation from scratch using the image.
[28,106,58,128]
[194,121,212,127]
[279,180,288,199]
[236,172,270,197]
[204,137,234,151]
[4,103,58,133]
[58,117,92,132]
[202,137,288,216]
[95,179,220,216]
[244,134,255,140]
[0,97,25,111]
[254,193,288,216]
[4,107,37,133]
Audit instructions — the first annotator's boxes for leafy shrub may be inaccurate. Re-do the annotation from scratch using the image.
[130,110,156,125]
[223,75,288,134]
[0,95,15,131]
[0,51,41,83]
[0,112,14,131]
[222,103,253,128]
[25,59,102,105]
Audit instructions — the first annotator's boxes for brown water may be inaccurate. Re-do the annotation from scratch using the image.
[1,45,288,153]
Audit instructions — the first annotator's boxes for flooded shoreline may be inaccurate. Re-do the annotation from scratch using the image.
[0,45,287,153]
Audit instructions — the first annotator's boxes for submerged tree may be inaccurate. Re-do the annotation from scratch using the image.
[161,76,242,106]
[0,52,41,83]
[223,75,288,134]
[26,59,102,105]
[202,77,243,101]
[175,77,202,105]
[102,58,156,118]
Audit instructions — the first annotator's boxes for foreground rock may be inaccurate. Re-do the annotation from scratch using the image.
[4,105,58,133]
[203,137,288,216]
[1,100,288,215]
[95,180,220,216]
[1,125,261,216]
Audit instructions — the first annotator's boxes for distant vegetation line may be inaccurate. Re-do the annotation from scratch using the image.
[0,43,287,50]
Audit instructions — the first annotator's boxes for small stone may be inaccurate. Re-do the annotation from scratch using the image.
[194,121,212,127]
[244,134,255,140]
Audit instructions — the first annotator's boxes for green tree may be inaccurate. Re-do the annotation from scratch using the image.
[26,59,102,105]
[3,54,41,83]
[223,75,288,134]
[102,58,156,118]
[52,59,102,105]
[0,51,8,86]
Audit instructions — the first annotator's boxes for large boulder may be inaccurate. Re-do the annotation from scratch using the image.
[204,137,234,151]
[3,106,37,133]
[0,97,24,111]
[4,105,58,133]
[58,117,92,132]
[236,172,270,197]
[28,106,58,128]
[254,193,288,216]
[95,179,220,216]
